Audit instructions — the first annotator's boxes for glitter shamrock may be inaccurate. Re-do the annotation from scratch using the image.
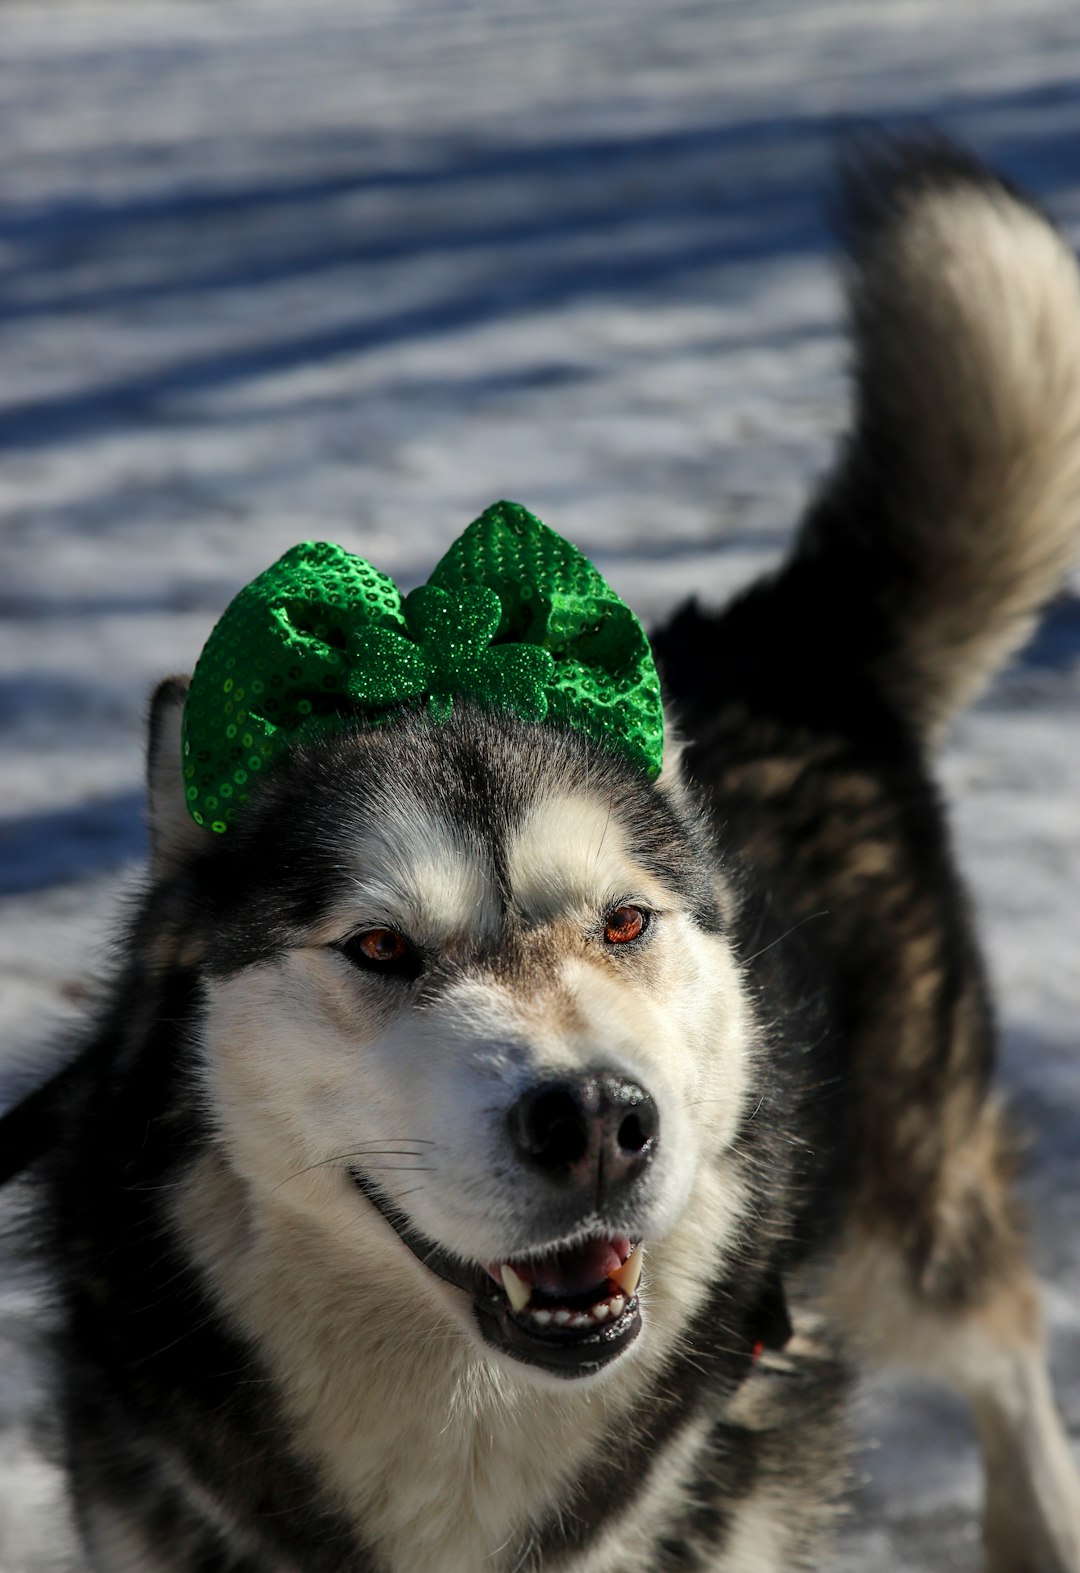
[400,583,554,726]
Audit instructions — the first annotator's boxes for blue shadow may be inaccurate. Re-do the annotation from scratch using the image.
[0,791,147,896]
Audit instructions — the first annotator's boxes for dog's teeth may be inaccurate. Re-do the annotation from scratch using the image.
[610,1241,643,1297]
[500,1264,531,1312]
[504,1246,643,1332]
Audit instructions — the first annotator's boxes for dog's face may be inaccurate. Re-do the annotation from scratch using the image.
[154,696,755,1385]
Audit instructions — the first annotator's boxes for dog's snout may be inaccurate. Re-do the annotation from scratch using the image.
[507,1073,659,1192]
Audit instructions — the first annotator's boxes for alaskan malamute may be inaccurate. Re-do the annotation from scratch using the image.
[4,140,1080,1572]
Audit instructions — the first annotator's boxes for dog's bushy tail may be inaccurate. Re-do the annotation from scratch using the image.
[796,139,1080,741]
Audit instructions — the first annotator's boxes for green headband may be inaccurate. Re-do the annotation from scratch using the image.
[182,500,663,832]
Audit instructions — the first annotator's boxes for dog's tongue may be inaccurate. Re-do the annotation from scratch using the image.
[518,1235,631,1297]
[486,1235,638,1312]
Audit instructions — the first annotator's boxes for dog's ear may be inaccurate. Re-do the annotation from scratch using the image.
[147,677,214,873]
[654,714,689,796]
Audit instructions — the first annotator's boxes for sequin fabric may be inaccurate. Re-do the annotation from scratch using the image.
[181,500,664,831]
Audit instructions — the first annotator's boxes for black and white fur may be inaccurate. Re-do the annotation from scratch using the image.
[6,141,1080,1572]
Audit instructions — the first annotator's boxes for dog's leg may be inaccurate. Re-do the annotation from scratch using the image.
[970,1300,1080,1573]
[822,1102,1080,1573]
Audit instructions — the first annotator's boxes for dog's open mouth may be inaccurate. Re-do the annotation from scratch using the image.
[476,1234,643,1376]
[352,1172,644,1377]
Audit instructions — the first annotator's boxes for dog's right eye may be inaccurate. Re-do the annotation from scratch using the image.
[338,928,422,980]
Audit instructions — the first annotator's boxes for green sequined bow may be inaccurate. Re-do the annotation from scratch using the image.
[182,501,663,832]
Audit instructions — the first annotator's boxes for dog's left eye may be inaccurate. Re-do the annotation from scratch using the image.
[338,928,422,979]
[603,905,649,945]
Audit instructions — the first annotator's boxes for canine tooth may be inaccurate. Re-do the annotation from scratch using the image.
[611,1241,643,1297]
[608,1294,625,1318]
[553,1310,572,1326]
[530,1309,553,1327]
[500,1264,531,1313]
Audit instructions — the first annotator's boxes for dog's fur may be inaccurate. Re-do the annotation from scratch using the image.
[7,141,1080,1572]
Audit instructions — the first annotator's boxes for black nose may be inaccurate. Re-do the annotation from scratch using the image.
[507,1073,659,1193]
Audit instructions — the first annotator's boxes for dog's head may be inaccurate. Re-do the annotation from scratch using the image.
[149,672,758,1386]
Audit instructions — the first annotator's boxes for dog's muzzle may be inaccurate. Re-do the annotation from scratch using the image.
[352,1171,645,1378]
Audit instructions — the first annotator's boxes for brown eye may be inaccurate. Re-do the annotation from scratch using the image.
[356,928,408,963]
[339,927,421,979]
[604,905,648,945]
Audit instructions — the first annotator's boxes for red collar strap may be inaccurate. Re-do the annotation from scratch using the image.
[750,1272,793,1364]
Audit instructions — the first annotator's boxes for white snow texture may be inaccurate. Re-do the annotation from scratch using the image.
[0,3,1077,1570]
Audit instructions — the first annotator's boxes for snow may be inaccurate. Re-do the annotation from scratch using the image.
[1,1,1078,1567]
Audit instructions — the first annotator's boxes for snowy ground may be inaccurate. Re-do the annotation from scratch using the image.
[1,1,1078,1568]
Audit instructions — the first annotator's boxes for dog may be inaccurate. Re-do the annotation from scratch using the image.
[3,139,1080,1573]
